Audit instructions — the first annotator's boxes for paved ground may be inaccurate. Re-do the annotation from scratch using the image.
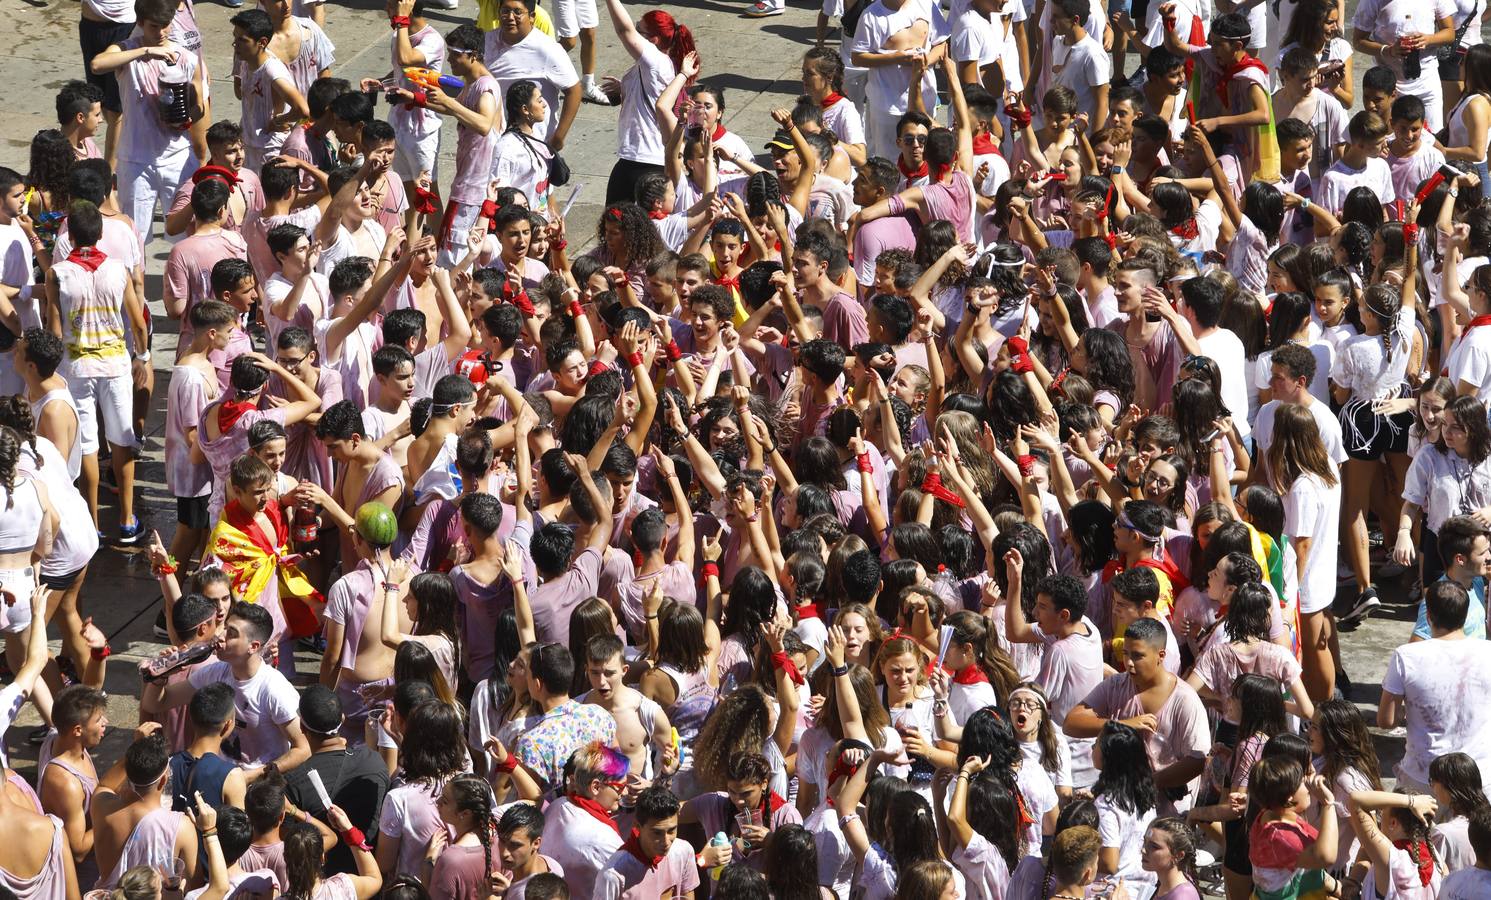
[0,0,1475,792]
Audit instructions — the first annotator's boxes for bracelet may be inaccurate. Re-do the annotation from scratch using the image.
[200,828,218,837]
[1110,164,1125,174]
[856,452,873,474]
[831,663,849,677]
[553,239,568,251]
[626,351,644,369]
[762,444,778,456]
[665,339,682,362]
[91,645,112,661]
[1449,188,1461,198]
[381,582,400,593]
[838,813,860,826]
[153,557,179,577]
[568,300,584,319]
[493,754,518,775]
[702,562,720,579]
[646,613,659,620]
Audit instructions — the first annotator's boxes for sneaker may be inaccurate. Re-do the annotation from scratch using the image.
[154,607,170,641]
[223,0,244,6]
[1340,587,1381,624]
[582,82,612,105]
[744,1,784,14]
[119,515,145,545]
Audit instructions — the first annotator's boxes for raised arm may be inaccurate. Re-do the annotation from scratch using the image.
[604,0,653,59]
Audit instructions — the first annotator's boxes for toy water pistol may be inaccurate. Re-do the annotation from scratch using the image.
[403,68,464,93]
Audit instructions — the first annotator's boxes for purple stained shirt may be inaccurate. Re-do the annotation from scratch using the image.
[450,75,501,205]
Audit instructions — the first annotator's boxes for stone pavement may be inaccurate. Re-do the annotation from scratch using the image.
[0,0,1459,788]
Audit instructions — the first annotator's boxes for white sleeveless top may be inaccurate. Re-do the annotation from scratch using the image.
[29,390,80,483]
[19,439,98,578]
[0,478,43,557]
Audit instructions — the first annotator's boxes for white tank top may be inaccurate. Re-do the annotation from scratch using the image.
[0,478,43,557]
[19,439,98,578]
[30,390,81,483]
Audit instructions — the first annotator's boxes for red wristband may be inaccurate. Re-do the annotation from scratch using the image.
[1404,223,1420,243]
[389,15,411,27]
[480,199,499,220]
[626,351,644,369]
[568,300,584,319]
[340,827,371,851]
[702,562,720,579]
[771,650,806,686]
[91,645,112,661]
[410,89,428,108]
[856,452,873,474]
[1016,454,1037,477]
[553,239,567,251]
[494,754,518,775]
[666,340,682,362]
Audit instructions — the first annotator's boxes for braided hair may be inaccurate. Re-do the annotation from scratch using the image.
[445,774,498,883]
[0,396,40,469]
[1360,283,1404,364]
[0,427,21,511]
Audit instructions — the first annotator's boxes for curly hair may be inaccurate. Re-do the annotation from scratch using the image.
[595,202,665,267]
[26,129,72,210]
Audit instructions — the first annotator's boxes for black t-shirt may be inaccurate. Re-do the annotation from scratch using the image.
[285,746,391,875]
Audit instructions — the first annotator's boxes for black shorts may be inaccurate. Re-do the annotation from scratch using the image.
[40,566,85,591]
[1340,401,1412,462]
[79,17,134,114]
[1223,815,1252,875]
[177,495,210,530]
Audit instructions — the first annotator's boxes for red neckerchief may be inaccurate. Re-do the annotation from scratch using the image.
[714,272,740,293]
[795,602,821,620]
[1467,314,1491,330]
[217,397,259,434]
[1217,55,1269,110]
[567,794,620,835]
[898,156,928,182]
[1171,217,1200,241]
[711,124,727,142]
[1392,839,1435,886]
[223,497,285,555]
[648,209,668,220]
[65,247,107,272]
[820,92,845,109]
[972,132,1000,157]
[761,791,786,820]
[953,665,990,685]
[623,828,664,869]
[1101,558,1125,585]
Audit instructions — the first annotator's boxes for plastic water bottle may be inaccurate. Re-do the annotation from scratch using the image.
[708,832,729,880]
[157,67,195,129]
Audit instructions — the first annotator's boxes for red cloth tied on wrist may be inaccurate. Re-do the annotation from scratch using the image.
[920,471,966,508]
[771,650,805,685]
[587,361,609,378]
[702,562,720,579]
[480,199,499,219]
[1016,454,1037,477]
[411,187,438,215]
[340,827,371,851]
[410,89,428,108]
[1007,335,1034,374]
[1004,103,1032,128]
[494,754,518,774]
[389,15,411,27]
[568,300,584,319]
[856,452,873,474]
[502,280,535,316]
[1104,232,1119,251]
[626,351,644,369]
[1405,223,1420,243]
[666,340,682,362]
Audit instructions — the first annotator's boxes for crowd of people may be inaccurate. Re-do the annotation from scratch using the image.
[5,0,1491,898]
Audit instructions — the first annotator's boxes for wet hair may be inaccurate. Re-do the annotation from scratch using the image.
[1094,721,1156,816]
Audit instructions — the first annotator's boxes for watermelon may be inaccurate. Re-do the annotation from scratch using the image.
[355,501,399,547]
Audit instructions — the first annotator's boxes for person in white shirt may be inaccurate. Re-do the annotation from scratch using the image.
[383,0,446,207]
[484,0,581,147]
[1351,0,1456,132]
[1044,0,1110,130]
[1181,277,1252,444]
[1272,48,1350,180]
[229,8,310,172]
[849,0,938,160]
[1317,111,1395,214]
[88,0,207,248]
[1380,580,1491,791]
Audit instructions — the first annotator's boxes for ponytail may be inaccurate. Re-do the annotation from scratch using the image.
[641,10,697,84]
[0,396,39,469]
[947,610,1019,705]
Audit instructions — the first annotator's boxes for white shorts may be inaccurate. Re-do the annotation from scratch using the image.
[437,200,483,269]
[0,567,36,635]
[550,0,598,39]
[64,370,139,455]
[393,128,441,182]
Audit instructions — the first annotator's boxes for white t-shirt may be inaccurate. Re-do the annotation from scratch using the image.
[240,55,295,159]
[1446,323,1491,403]
[1383,637,1491,785]
[1095,793,1158,883]
[485,28,580,142]
[1251,342,1335,407]
[1253,399,1347,480]
[1051,33,1111,124]
[1353,0,1456,89]
[1331,329,1411,402]
[616,44,675,165]
[1316,157,1395,215]
[1197,328,1252,440]
[1283,471,1342,615]
[850,0,939,113]
[492,130,552,215]
[822,97,866,147]
[951,8,1000,68]
[1443,867,1491,900]
[187,660,301,766]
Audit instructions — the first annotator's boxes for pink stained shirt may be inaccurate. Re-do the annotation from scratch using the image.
[169,168,265,235]
[450,75,502,206]
[593,838,701,900]
[1080,673,1211,812]
[820,290,869,351]
[526,547,602,645]
[538,798,621,900]
[164,229,248,354]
